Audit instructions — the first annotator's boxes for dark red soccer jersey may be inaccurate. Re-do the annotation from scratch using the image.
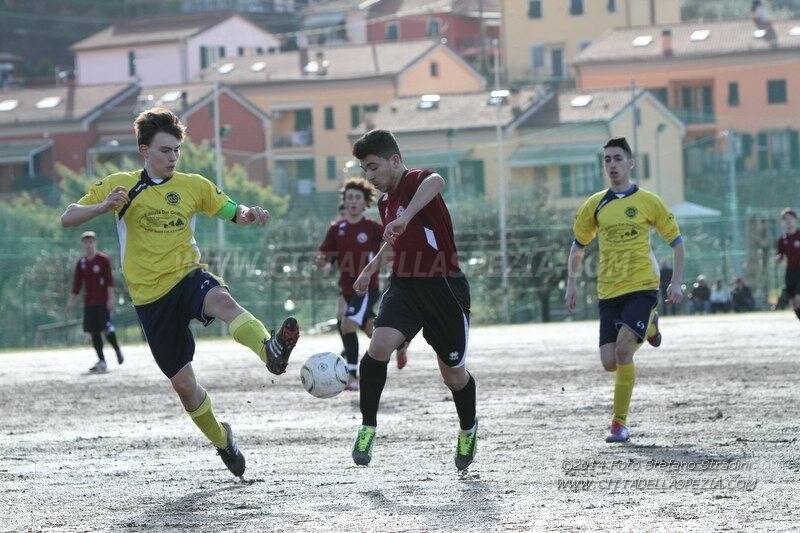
[319,217,383,297]
[378,168,461,277]
[777,230,800,269]
[71,253,114,306]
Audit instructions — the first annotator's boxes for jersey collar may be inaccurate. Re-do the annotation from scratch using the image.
[594,184,639,219]
[141,168,172,185]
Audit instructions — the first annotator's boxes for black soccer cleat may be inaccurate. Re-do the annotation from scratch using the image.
[263,316,300,375]
[216,422,246,478]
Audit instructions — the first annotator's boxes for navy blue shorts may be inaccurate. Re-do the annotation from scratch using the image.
[135,269,223,378]
[343,289,380,329]
[786,268,800,298]
[374,274,470,367]
[83,304,113,333]
[598,290,658,346]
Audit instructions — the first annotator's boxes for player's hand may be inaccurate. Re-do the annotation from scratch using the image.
[322,262,333,277]
[353,271,370,296]
[106,299,114,313]
[564,282,578,313]
[240,205,270,226]
[665,282,683,304]
[101,186,129,213]
[383,215,409,245]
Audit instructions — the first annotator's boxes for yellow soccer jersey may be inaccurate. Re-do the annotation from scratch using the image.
[573,185,681,300]
[78,170,230,305]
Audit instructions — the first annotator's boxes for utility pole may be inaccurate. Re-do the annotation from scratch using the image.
[724,129,742,277]
[478,0,487,77]
[493,39,510,323]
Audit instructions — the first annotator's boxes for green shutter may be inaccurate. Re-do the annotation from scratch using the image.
[560,165,572,197]
[757,132,769,170]
[351,105,360,129]
[326,156,337,180]
[790,129,800,169]
[324,107,334,130]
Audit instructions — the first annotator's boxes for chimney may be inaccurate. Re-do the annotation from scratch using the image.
[315,50,329,76]
[180,90,188,111]
[752,0,777,42]
[661,28,673,57]
[509,87,522,116]
[298,33,309,75]
[65,71,76,117]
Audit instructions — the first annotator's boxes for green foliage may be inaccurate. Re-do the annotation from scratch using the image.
[681,0,800,20]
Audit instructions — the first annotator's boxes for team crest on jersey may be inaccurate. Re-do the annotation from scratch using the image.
[625,207,638,218]
[92,265,101,273]
[165,192,181,205]
[357,232,368,243]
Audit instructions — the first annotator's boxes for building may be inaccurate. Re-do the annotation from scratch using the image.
[195,39,486,195]
[573,17,800,174]
[500,0,680,83]
[71,12,281,87]
[357,86,686,209]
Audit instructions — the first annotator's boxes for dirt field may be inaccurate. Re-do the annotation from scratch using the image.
[1,311,799,531]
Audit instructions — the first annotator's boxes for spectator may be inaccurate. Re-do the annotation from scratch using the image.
[710,279,732,313]
[690,275,711,314]
[659,260,677,316]
[732,277,755,312]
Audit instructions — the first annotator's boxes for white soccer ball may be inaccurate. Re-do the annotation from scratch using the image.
[300,352,348,399]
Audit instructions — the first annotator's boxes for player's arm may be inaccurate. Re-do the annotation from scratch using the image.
[65,263,81,315]
[383,173,445,244]
[61,186,129,227]
[666,239,685,304]
[105,258,115,312]
[775,239,785,263]
[354,241,392,295]
[565,198,598,312]
[315,226,337,268]
[564,242,586,313]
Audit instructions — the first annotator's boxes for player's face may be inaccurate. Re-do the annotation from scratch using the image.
[783,214,798,233]
[140,132,181,178]
[343,189,366,217]
[360,154,401,192]
[82,238,96,256]
[603,147,634,184]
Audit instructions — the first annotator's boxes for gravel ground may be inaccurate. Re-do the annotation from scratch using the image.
[1,312,798,531]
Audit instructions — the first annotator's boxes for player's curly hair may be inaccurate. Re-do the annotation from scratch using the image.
[134,107,186,147]
[341,177,376,207]
[781,208,798,219]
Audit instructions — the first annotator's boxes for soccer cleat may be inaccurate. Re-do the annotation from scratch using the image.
[263,316,300,375]
[396,342,409,370]
[344,372,359,391]
[216,422,246,478]
[646,309,661,347]
[455,419,478,471]
[116,351,124,365]
[352,425,376,466]
[88,360,107,374]
[605,420,630,443]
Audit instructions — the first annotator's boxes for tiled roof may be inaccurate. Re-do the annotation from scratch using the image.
[0,83,135,126]
[303,0,498,16]
[575,17,800,64]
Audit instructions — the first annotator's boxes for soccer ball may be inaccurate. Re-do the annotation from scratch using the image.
[300,352,348,399]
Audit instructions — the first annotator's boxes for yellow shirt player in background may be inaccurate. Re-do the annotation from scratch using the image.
[564,137,685,443]
[60,107,300,479]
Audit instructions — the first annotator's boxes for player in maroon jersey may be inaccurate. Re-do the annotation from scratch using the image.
[349,130,476,471]
[776,208,800,322]
[65,231,124,373]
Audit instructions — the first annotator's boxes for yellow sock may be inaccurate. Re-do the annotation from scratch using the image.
[230,311,270,364]
[612,362,636,425]
[645,307,658,338]
[187,393,227,448]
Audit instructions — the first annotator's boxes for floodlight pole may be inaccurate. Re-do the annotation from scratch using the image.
[214,81,225,277]
[493,40,510,323]
[724,130,741,277]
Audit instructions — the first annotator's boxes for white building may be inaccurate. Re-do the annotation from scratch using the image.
[71,12,281,86]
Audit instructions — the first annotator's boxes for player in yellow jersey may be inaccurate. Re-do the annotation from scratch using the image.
[60,108,300,479]
[564,137,685,443]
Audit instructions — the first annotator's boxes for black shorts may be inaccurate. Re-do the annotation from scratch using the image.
[786,268,800,298]
[83,304,112,333]
[374,274,470,367]
[343,289,380,329]
[134,269,223,378]
[598,290,658,346]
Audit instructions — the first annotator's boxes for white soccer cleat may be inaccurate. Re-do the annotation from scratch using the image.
[88,360,107,374]
[605,420,630,443]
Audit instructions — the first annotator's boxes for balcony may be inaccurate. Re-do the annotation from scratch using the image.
[272,129,314,149]
[675,109,716,125]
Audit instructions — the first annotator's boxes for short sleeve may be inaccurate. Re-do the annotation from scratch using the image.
[573,197,598,247]
[197,175,231,217]
[77,178,113,206]
[371,220,384,247]
[777,238,785,256]
[652,195,681,244]
[319,225,338,253]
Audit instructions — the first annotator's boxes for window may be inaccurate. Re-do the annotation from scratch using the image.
[642,154,651,179]
[578,40,592,52]
[427,18,440,37]
[534,166,548,186]
[551,48,564,78]
[575,163,599,194]
[218,46,226,58]
[651,87,668,106]
[385,23,398,41]
[238,46,245,57]
[758,130,798,170]
[201,46,209,69]
[528,0,542,18]
[607,0,616,13]
[569,0,584,16]
[768,79,787,104]
[350,104,378,128]
[728,82,740,107]
[324,106,335,130]
[256,47,265,55]
[327,156,337,180]
[530,45,545,69]
[127,51,136,76]
[560,165,572,197]
[430,61,439,77]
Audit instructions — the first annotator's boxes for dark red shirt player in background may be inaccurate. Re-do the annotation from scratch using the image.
[776,208,800,324]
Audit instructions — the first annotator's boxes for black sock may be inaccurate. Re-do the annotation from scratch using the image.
[452,373,476,431]
[91,333,105,362]
[359,353,388,427]
[342,332,359,371]
[105,330,121,355]
[794,308,800,321]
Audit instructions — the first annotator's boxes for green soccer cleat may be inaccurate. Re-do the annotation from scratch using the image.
[352,425,376,466]
[455,418,478,471]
